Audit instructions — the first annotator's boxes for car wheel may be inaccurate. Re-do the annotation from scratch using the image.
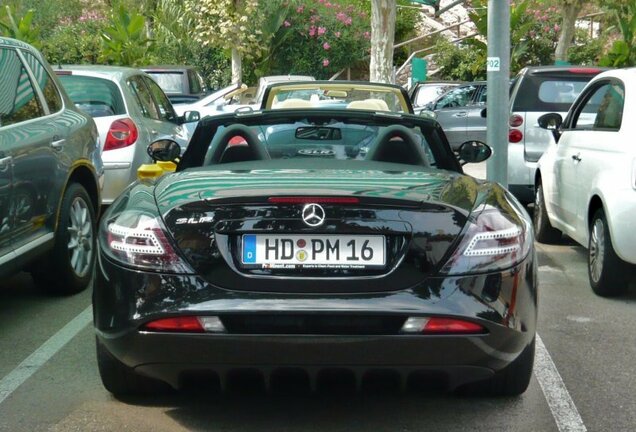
[96,338,172,396]
[457,338,535,397]
[588,209,628,297]
[533,183,561,243]
[31,183,96,295]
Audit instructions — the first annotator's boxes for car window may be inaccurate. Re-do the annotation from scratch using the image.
[0,48,44,128]
[143,76,178,123]
[188,70,202,94]
[58,74,126,118]
[128,75,160,120]
[477,86,487,104]
[435,85,477,109]
[572,82,624,131]
[414,84,456,107]
[512,73,597,112]
[22,52,63,114]
[145,72,183,94]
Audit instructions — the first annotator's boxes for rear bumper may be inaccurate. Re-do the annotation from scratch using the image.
[94,252,538,390]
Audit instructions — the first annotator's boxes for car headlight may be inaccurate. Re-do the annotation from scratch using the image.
[440,193,532,275]
[100,205,194,274]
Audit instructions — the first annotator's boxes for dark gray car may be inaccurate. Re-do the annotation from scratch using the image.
[0,37,103,294]
[421,82,487,150]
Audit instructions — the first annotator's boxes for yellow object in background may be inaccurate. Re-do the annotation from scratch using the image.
[137,164,164,180]
[156,161,177,172]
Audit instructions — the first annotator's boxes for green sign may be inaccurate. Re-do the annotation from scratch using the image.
[554,60,571,66]
[412,58,427,83]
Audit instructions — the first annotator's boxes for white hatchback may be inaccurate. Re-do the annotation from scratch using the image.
[534,68,636,296]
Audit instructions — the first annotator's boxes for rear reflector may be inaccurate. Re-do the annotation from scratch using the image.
[509,129,523,143]
[401,317,486,334]
[423,318,486,334]
[268,197,360,204]
[142,316,205,333]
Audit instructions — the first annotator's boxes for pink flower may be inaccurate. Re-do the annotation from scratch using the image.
[283,20,291,27]
[323,59,330,67]
[317,26,326,36]
[296,5,304,13]
[335,31,341,38]
[554,24,560,32]
[364,31,371,39]
[325,1,332,7]
[323,42,331,50]
[344,17,353,25]
[309,26,316,37]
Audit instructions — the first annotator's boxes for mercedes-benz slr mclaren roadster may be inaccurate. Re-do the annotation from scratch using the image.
[94,108,537,396]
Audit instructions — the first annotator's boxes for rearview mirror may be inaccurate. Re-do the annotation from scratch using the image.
[182,110,200,123]
[147,139,181,162]
[457,140,492,165]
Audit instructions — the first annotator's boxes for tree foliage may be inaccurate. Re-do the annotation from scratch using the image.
[0,6,41,48]
[599,0,636,67]
[99,4,154,66]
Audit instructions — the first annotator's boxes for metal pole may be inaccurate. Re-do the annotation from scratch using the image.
[486,0,510,187]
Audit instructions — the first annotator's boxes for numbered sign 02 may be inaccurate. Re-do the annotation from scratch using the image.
[487,57,501,72]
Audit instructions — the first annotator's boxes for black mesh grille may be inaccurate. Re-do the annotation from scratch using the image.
[220,314,407,335]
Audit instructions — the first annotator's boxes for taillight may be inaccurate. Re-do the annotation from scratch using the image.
[509,114,523,127]
[509,129,523,143]
[568,68,601,74]
[401,317,486,334]
[228,136,247,146]
[102,211,193,273]
[440,197,531,275]
[103,118,138,151]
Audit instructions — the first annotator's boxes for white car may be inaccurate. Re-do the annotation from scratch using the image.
[534,68,636,296]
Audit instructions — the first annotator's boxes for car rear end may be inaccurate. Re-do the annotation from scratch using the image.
[56,69,147,204]
[507,66,606,203]
[94,167,537,393]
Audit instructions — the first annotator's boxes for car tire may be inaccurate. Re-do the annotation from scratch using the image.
[31,183,96,295]
[533,183,561,244]
[588,209,629,297]
[96,338,172,396]
[457,338,535,397]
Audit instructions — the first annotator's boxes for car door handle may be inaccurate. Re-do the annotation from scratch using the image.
[51,138,66,150]
[453,112,468,118]
[571,153,582,162]
[150,130,158,135]
[0,156,12,172]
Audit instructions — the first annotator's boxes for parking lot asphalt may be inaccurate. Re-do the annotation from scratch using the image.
[0,163,634,432]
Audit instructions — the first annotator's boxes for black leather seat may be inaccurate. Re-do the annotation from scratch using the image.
[365,125,430,167]
[205,124,270,165]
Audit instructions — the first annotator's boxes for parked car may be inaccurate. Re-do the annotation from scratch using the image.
[253,75,315,106]
[260,80,415,113]
[419,81,487,150]
[141,65,209,104]
[94,108,537,397]
[0,37,102,294]
[409,81,461,114]
[55,65,198,204]
[534,68,635,297]
[507,66,607,204]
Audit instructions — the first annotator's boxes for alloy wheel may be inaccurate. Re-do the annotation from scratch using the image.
[67,197,93,278]
[589,218,605,283]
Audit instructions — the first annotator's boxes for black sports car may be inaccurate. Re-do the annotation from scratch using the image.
[94,108,537,396]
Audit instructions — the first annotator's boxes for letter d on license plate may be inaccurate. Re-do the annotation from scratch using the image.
[241,234,385,268]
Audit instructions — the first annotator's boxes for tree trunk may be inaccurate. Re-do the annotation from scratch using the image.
[370,0,397,83]
[231,47,242,84]
[555,1,582,62]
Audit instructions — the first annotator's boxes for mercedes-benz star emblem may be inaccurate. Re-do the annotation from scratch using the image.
[302,203,326,227]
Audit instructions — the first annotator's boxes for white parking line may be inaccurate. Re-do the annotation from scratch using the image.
[0,305,92,406]
[535,334,587,432]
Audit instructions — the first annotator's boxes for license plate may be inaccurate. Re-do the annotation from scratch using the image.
[242,234,385,269]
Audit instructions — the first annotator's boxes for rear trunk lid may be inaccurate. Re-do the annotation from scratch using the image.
[155,167,482,293]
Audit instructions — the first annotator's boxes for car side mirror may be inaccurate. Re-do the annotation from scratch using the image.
[480,108,487,118]
[419,110,437,119]
[457,140,492,166]
[147,139,181,162]
[183,110,200,123]
[537,113,563,130]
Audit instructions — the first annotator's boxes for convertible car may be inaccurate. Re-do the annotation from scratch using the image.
[94,108,537,397]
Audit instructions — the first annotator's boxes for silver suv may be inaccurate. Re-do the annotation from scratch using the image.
[0,37,103,294]
[507,66,606,204]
